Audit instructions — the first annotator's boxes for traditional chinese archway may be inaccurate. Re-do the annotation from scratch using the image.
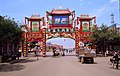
[22,8,97,57]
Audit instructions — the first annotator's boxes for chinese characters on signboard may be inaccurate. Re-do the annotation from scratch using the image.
[53,16,68,25]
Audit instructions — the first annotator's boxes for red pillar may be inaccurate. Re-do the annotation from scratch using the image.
[75,27,79,56]
[23,32,28,57]
[42,28,46,57]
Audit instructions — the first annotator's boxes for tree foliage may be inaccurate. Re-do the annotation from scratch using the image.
[90,24,120,53]
[0,15,22,44]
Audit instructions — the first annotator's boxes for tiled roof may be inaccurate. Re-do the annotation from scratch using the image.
[51,9,70,14]
[52,44,63,49]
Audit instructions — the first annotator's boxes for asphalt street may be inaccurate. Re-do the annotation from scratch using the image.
[0,52,120,76]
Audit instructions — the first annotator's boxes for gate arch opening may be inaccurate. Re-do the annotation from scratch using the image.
[46,37,75,57]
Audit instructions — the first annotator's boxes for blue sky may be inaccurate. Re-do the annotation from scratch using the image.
[0,0,119,48]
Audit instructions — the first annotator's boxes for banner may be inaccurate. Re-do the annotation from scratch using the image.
[32,22,39,32]
[82,21,89,32]
[53,16,68,25]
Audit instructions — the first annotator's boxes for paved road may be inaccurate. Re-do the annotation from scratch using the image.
[0,52,120,76]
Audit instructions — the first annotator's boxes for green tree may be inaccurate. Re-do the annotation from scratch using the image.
[0,15,22,60]
[90,24,120,54]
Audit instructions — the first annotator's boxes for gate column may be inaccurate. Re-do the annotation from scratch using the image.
[23,32,28,57]
[75,27,79,56]
[42,28,46,57]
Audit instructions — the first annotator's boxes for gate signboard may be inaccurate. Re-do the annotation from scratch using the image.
[32,22,39,32]
[53,15,68,25]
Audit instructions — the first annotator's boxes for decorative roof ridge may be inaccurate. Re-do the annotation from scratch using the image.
[53,9,68,11]
[52,8,70,11]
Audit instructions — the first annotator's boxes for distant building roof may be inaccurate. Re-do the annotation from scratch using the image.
[25,14,44,20]
[79,14,92,20]
[46,43,53,47]
[52,44,63,49]
[108,24,116,31]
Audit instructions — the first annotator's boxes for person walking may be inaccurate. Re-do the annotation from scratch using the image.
[36,47,41,60]
[53,47,56,57]
[113,52,119,69]
[34,46,37,56]
[18,47,22,60]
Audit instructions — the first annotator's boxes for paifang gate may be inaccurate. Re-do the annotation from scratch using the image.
[22,8,97,57]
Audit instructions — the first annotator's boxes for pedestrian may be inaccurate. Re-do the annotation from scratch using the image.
[34,46,37,56]
[62,50,65,56]
[36,47,40,60]
[18,47,22,60]
[105,50,109,57]
[53,47,56,57]
[78,47,82,62]
[113,51,120,69]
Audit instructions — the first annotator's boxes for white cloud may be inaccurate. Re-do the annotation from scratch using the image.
[110,0,119,3]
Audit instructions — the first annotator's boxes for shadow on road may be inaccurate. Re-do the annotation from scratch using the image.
[109,67,120,70]
[15,59,37,63]
[0,58,37,72]
[0,64,25,72]
[109,65,120,70]
[45,54,76,57]
[82,62,98,64]
[65,55,76,56]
